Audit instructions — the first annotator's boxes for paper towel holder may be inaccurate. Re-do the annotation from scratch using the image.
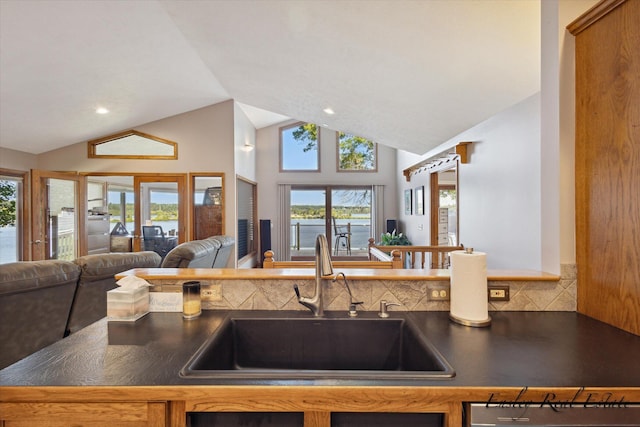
[450,313,491,327]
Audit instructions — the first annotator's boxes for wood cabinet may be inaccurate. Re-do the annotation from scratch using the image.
[181,388,462,427]
[194,205,222,240]
[569,0,640,335]
[0,401,167,427]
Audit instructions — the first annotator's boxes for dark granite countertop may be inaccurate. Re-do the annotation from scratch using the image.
[1,311,639,388]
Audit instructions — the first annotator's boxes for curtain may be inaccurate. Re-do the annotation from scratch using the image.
[277,184,291,260]
[372,185,385,243]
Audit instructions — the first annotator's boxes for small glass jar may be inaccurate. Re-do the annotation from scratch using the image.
[182,281,201,319]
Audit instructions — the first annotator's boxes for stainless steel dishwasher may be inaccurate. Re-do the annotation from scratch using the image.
[468,403,640,426]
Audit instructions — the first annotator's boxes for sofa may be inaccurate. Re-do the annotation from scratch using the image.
[211,235,234,267]
[0,251,161,369]
[67,252,161,335]
[0,260,79,369]
[160,235,235,268]
[160,237,220,268]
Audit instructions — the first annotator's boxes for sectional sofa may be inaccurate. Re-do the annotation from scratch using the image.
[0,252,161,369]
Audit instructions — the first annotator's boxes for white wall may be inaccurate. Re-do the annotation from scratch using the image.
[256,120,399,254]
[396,0,598,273]
[233,103,258,268]
[234,103,257,182]
[37,101,235,175]
[0,147,37,171]
[398,94,542,270]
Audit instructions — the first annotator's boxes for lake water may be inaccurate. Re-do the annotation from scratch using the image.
[291,219,372,250]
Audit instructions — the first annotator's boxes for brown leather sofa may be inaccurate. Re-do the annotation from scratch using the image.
[0,251,161,369]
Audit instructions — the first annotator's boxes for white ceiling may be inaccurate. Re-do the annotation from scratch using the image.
[0,0,540,156]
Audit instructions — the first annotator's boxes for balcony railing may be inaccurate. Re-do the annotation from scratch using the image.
[54,229,75,261]
[290,221,371,252]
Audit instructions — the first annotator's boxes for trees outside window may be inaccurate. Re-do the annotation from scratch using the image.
[337,133,377,171]
[0,177,21,264]
[0,180,16,227]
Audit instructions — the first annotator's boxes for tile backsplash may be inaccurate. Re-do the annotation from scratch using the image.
[148,264,576,313]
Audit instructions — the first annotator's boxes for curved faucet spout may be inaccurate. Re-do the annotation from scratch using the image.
[296,234,333,316]
[316,233,334,279]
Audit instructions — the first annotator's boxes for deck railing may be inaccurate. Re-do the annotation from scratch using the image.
[290,222,371,251]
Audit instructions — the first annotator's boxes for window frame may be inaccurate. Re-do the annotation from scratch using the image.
[279,122,321,172]
[236,176,257,263]
[335,132,378,172]
[429,162,459,247]
[88,130,178,160]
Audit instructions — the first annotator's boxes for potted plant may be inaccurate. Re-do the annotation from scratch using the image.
[379,229,411,246]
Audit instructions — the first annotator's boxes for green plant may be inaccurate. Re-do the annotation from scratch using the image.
[380,230,411,246]
[0,180,17,227]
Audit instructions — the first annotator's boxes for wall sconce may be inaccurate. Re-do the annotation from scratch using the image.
[242,142,254,152]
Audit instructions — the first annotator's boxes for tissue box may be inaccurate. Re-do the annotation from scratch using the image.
[107,286,149,322]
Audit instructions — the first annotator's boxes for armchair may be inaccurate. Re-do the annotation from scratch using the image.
[142,225,176,259]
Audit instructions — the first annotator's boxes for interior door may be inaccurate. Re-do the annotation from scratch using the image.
[133,175,186,252]
[30,170,85,261]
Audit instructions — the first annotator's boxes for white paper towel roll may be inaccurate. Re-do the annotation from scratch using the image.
[449,250,491,327]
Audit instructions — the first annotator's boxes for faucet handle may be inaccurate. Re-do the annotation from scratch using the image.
[378,300,401,318]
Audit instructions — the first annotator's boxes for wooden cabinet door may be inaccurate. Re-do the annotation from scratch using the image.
[0,401,166,427]
[570,0,640,336]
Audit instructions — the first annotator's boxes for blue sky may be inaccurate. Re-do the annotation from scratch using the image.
[281,126,318,171]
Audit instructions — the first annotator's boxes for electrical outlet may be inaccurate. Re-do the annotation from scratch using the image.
[428,286,449,301]
[488,285,510,301]
[200,283,222,302]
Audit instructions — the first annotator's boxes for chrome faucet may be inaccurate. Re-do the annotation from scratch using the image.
[333,272,363,317]
[293,234,333,316]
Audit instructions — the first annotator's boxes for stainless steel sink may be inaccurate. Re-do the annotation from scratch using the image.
[180,315,455,380]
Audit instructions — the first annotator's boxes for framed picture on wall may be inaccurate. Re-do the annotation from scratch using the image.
[404,189,412,215]
[415,186,424,215]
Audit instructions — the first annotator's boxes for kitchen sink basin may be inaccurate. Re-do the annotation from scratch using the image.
[180,315,455,380]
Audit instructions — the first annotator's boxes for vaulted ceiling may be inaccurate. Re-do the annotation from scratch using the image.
[0,0,540,156]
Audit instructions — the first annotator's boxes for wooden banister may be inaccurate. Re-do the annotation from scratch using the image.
[262,250,401,269]
[368,238,463,269]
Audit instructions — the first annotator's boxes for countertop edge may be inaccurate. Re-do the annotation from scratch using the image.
[116,268,560,282]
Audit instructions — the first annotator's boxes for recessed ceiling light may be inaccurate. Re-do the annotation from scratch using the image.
[323,107,335,115]
[96,107,109,114]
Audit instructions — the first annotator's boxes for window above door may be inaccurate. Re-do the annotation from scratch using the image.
[88,130,178,160]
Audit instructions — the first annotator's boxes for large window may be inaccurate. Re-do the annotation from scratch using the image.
[289,185,372,259]
[337,133,377,171]
[280,122,319,171]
